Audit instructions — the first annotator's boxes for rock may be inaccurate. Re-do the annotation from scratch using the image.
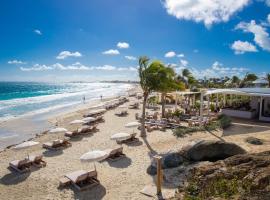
[163,153,184,168]
[185,140,246,161]
[147,165,157,175]
[246,137,263,145]
[174,151,270,200]
[146,152,184,175]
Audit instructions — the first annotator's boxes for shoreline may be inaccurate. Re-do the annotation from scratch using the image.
[0,85,138,151]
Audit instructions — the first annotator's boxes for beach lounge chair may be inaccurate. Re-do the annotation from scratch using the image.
[43,139,72,150]
[105,146,126,161]
[28,155,46,168]
[115,110,128,117]
[65,131,79,138]
[117,133,139,144]
[78,125,98,134]
[59,170,99,191]
[9,158,31,173]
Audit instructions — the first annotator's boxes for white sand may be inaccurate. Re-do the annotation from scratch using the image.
[1,96,270,200]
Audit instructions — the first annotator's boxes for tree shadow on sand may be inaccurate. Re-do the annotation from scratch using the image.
[0,171,30,185]
[107,156,132,168]
[72,184,106,200]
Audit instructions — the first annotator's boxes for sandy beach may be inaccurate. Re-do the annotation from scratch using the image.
[1,92,270,199]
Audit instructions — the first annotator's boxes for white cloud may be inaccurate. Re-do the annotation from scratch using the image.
[8,60,26,64]
[20,64,53,71]
[125,56,137,60]
[56,51,82,59]
[20,62,138,72]
[193,49,199,53]
[180,59,188,67]
[265,0,270,6]
[231,40,258,54]
[236,20,270,51]
[165,51,176,58]
[268,14,270,24]
[177,54,184,58]
[102,49,120,55]
[117,42,129,49]
[163,0,250,27]
[95,65,116,70]
[34,29,42,35]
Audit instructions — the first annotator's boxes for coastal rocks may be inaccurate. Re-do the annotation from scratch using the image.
[184,140,246,162]
[163,152,184,168]
[174,151,270,200]
[147,152,184,175]
[245,136,263,145]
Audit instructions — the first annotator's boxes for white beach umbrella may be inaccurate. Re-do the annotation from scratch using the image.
[70,119,85,125]
[119,105,127,108]
[110,132,131,141]
[125,121,141,133]
[83,117,96,122]
[13,141,40,159]
[125,121,141,128]
[80,150,109,170]
[13,141,39,150]
[49,127,67,134]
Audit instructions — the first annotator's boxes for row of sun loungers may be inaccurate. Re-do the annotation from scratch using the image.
[9,155,46,173]
[115,110,128,117]
[43,138,72,150]
[65,125,98,138]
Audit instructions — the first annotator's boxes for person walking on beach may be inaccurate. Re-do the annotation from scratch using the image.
[100,95,103,101]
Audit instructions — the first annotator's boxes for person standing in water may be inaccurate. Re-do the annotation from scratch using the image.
[83,95,86,104]
[100,95,103,101]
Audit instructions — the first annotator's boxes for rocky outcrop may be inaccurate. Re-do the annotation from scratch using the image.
[147,152,185,175]
[245,137,263,145]
[173,151,270,200]
[184,140,246,162]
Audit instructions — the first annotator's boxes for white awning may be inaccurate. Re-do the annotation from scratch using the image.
[204,88,270,97]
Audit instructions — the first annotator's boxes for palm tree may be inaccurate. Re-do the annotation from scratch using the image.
[155,64,185,117]
[264,73,270,88]
[177,68,197,89]
[240,73,258,87]
[231,75,240,88]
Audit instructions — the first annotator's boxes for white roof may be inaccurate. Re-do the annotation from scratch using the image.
[205,88,270,97]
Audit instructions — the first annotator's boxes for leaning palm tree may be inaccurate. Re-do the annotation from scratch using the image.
[264,73,270,88]
[138,56,150,137]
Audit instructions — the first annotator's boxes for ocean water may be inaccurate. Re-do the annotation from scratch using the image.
[0,82,133,123]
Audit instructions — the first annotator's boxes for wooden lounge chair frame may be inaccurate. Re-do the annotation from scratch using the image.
[29,155,47,168]
[116,133,139,144]
[43,139,72,150]
[9,159,31,173]
[60,170,100,191]
[106,147,126,161]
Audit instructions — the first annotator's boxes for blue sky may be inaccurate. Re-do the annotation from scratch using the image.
[1,0,270,82]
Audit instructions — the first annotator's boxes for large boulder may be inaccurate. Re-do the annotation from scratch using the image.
[163,153,184,168]
[185,140,246,161]
[146,152,184,175]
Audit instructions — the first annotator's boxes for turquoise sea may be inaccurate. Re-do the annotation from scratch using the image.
[0,82,132,122]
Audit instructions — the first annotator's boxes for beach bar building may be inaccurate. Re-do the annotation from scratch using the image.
[173,88,270,122]
[204,88,270,122]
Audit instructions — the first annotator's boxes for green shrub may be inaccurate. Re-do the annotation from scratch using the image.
[210,103,215,112]
[218,114,232,129]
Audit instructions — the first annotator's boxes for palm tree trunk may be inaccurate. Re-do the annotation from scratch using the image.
[140,93,148,137]
[161,92,166,118]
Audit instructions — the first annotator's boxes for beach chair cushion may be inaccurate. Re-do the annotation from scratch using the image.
[10,159,29,168]
[65,170,89,183]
